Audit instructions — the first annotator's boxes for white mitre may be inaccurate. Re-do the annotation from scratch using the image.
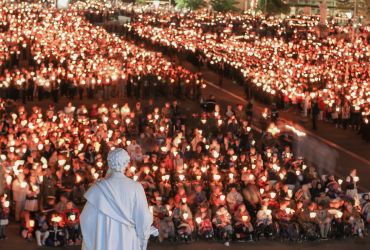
[107,148,130,172]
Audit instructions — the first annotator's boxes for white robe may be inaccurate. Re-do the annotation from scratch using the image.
[80,172,153,250]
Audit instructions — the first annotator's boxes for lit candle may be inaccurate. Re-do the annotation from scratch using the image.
[183,212,189,220]
[309,212,317,219]
[3,201,10,208]
[196,217,202,224]
[213,174,221,181]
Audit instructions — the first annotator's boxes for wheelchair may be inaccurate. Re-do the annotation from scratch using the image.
[233,224,254,241]
[196,221,214,240]
[175,222,195,243]
[213,225,233,243]
[255,222,277,240]
[298,222,320,241]
[275,221,300,242]
[328,219,352,239]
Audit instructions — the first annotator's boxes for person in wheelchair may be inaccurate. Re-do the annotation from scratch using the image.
[328,209,351,238]
[62,201,81,246]
[153,198,175,242]
[213,206,233,246]
[233,204,254,241]
[315,204,333,239]
[44,215,66,247]
[194,202,214,239]
[256,202,274,238]
[343,202,366,238]
[296,202,320,241]
[176,203,194,241]
[274,202,300,241]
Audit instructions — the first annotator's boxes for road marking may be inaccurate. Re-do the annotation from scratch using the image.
[204,80,370,166]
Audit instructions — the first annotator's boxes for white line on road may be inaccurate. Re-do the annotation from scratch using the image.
[204,80,370,166]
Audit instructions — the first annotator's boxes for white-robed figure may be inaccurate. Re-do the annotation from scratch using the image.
[80,148,153,250]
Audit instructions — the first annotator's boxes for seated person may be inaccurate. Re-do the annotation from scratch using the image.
[61,201,81,245]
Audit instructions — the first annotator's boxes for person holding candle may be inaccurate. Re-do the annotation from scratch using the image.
[45,214,66,247]
[194,202,213,239]
[34,213,49,246]
[233,204,254,241]
[62,201,81,246]
[256,202,274,238]
[12,173,28,222]
[213,206,233,246]
[0,194,9,240]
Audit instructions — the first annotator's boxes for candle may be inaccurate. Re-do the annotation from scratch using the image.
[6,176,12,185]
[309,212,317,219]
[3,201,10,208]
[130,166,136,173]
[183,212,189,220]
[242,215,248,222]
[335,211,343,218]
[213,151,219,158]
[287,190,293,198]
[52,216,62,223]
[58,159,66,166]
[29,220,35,227]
[93,173,99,179]
[213,174,221,181]
[76,175,82,183]
[196,217,202,224]
[285,208,294,214]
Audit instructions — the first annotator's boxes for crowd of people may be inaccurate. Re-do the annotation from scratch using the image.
[0,1,369,247]
[113,6,369,137]
[0,1,201,102]
[0,96,369,246]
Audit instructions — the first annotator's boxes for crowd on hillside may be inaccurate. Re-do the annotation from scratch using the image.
[0,97,369,246]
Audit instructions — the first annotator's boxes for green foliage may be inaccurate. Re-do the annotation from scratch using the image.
[135,0,147,4]
[257,0,290,15]
[210,0,238,12]
[175,0,206,10]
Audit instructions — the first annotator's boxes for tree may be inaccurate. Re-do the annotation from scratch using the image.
[257,0,290,15]
[175,0,206,10]
[210,0,238,12]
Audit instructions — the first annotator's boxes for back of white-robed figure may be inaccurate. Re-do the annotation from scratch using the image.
[80,148,153,250]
